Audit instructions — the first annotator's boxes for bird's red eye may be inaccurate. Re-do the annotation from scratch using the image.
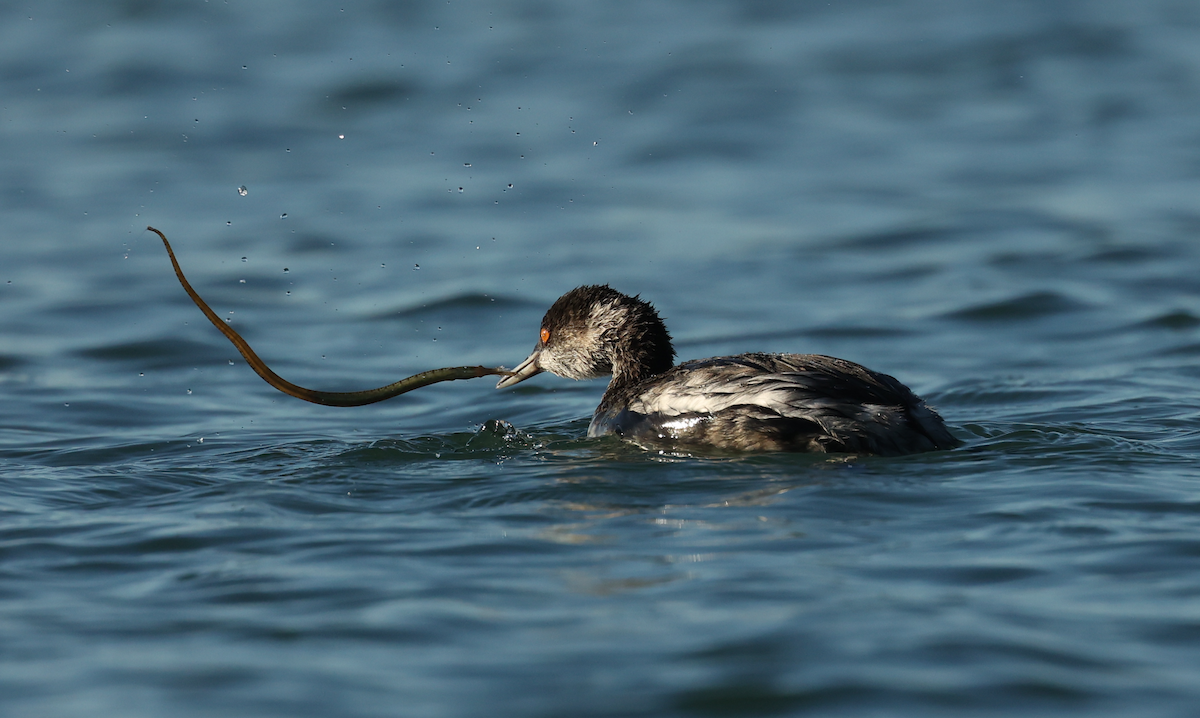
[540,328,550,344]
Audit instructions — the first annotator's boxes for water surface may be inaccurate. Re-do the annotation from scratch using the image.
[3,1,1200,716]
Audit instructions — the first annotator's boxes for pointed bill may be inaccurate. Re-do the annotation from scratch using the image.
[496,350,543,388]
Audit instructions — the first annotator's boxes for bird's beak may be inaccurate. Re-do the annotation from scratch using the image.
[496,349,543,389]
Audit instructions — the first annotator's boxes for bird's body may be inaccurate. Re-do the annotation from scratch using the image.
[498,285,957,455]
[590,352,956,454]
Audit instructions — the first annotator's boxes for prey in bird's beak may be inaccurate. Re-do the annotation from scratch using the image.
[148,225,513,406]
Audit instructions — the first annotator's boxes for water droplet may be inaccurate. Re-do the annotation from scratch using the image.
[139,372,144,377]
[381,263,386,268]
[458,187,464,193]
[242,65,247,70]
[283,267,289,273]
[280,213,288,219]
[338,134,345,139]
[226,221,232,226]
[507,183,513,188]
[413,264,420,270]
[241,257,247,262]
[64,403,69,407]
[198,437,204,443]
[237,185,248,196]
[285,291,291,295]
[186,389,192,395]
[228,360,235,365]
[239,279,246,283]
[463,162,472,167]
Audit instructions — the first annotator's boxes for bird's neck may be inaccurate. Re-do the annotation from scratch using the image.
[604,324,675,396]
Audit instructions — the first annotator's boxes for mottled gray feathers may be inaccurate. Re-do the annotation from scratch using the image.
[593,353,958,455]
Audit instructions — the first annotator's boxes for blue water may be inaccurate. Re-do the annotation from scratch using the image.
[5,1,1200,715]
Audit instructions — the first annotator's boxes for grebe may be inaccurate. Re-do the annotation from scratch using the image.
[497,285,957,455]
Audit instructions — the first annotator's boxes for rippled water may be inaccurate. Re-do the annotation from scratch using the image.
[4,1,1200,716]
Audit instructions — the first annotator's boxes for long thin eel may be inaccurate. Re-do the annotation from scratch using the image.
[148,226,511,407]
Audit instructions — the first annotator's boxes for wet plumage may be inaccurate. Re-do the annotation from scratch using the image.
[498,285,958,455]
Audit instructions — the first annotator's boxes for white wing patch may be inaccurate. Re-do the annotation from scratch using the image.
[629,372,801,417]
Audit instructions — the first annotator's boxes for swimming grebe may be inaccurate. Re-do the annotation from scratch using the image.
[497,285,958,455]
